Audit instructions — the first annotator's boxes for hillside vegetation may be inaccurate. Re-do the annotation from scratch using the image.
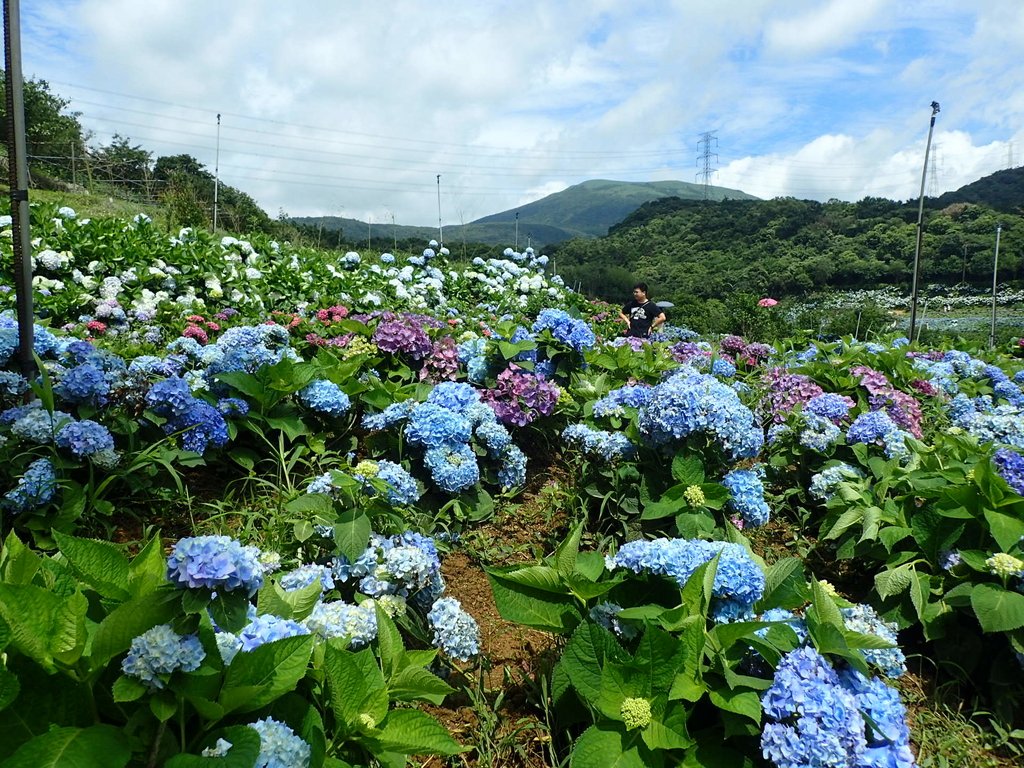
[550,192,1023,307]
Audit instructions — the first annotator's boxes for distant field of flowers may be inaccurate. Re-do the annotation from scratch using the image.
[1,202,1023,767]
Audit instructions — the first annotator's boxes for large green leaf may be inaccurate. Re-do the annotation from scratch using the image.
[571,724,647,768]
[51,532,131,601]
[389,665,454,705]
[323,645,368,726]
[0,585,66,670]
[971,583,1024,633]
[487,571,581,632]
[220,635,314,714]
[708,688,761,724]
[671,454,705,485]
[0,725,129,768]
[554,522,583,578]
[632,626,683,697]
[333,510,371,563]
[164,727,262,767]
[984,509,1024,553]
[0,532,41,585]
[560,623,630,703]
[376,709,466,756]
[257,580,322,622]
[89,588,180,669]
[127,536,167,598]
[0,667,19,711]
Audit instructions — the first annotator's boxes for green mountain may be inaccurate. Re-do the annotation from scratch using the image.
[292,178,757,250]
[930,166,1024,214]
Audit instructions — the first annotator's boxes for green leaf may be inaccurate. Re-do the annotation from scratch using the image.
[208,592,252,634]
[984,509,1024,553]
[757,558,807,611]
[127,536,167,598]
[220,635,314,714]
[389,665,455,705]
[632,626,683,697]
[333,510,371,563]
[0,725,130,768]
[708,688,762,724]
[491,565,567,594]
[285,493,335,517]
[51,532,131,601]
[671,454,705,485]
[257,580,322,622]
[323,645,368,726]
[555,522,583,578]
[808,579,844,630]
[150,692,177,722]
[164,727,262,767]
[0,532,41,585]
[375,606,404,681]
[571,724,646,768]
[971,583,1024,633]
[641,717,694,751]
[0,584,67,671]
[0,666,19,712]
[874,566,913,601]
[487,571,581,633]
[112,676,146,704]
[376,709,466,756]
[560,623,630,703]
[90,588,180,669]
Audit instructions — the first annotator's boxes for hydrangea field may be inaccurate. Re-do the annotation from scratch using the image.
[1,202,1024,767]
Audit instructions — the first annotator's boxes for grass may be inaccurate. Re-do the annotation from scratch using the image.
[20,187,169,226]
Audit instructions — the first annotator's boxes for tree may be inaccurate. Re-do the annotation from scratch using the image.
[0,72,87,182]
[92,134,153,191]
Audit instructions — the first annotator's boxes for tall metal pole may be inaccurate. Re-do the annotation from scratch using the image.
[367,215,371,252]
[515,211,519,250]
[391,211,397,252]
[990,223,1002,348]
[213,113,221,231]
[909,101,940,341]
[4,0,35,379]
[436,174,443,246]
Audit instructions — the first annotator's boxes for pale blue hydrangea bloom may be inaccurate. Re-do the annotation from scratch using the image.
[427,597,480,661]
[237,614,310,652]
[122,624,205,688]
[249,717,311,768]
[303,600,378,648]
[297,379,351,417]
[166,535,265,595]
[841,603,906,678]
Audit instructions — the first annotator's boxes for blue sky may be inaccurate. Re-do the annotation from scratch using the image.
[16,0,1024,226]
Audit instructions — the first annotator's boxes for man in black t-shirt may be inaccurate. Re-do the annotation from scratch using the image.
[619,282,665,338]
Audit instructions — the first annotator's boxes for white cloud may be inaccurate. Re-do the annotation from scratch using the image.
[16,1,1024,227]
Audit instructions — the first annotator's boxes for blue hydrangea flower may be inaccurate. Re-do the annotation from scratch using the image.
[809,462,864,501]
[606,538,765,613]
[2,457,57,514]
[404,402,472,449]
[53,363,110,407]
[55,419,115,458]
[427,597,480,661]
[0,370,29,398]
[837,668,917,768]
[297,379,351,417]
[531,308,596,352]
[799,413,843,453]
[248,717,311,768]
[166,535,265,595]
[994,448,1024,495]
[350,532,444,606]
[424,443,481,494]
[303,600,378,648]
[761,647,867,768]
[592,384,652,417]
[841,603,906,678]
[711,358,737,378]
[847,410,899,444]
[562,423,636,462]
[121,624,205,689]
[637,368,764,461]
[589,602,638,641]
[237,614,310,651]
[217,397,250,418]
[279,564,335,593]
[427,381,480,412]
[721,468,771,527]
[374,460,422,506]
[497,444,527,490]
[10,406,74,443]
[804,392,853,422]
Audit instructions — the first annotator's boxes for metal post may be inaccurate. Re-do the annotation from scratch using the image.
[515,211,519,250]
[990,223,1002,348]
[213,113,221,231]
[909,101,940,342]
[4,0,35,380]
[367,215,371,252]
[436,174,443,246]
[391,211,397,252]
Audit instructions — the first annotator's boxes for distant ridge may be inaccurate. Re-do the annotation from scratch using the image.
[930,166,1024,214]
[293,178,758,249]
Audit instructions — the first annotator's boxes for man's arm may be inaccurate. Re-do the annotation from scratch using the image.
[651,309,666,332]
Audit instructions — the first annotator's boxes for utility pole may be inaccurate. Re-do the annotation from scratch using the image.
[367,214,372,252]
[908,101,940,342]
[990,222,1002,348]
[515,211,519,250]
[696,131,718,201]
[436,174,443,246]
[4,0,35,379]
[390,210,397,252]
[213,113,221,231]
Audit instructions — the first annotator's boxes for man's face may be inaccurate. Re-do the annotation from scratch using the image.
[632,287,647,302]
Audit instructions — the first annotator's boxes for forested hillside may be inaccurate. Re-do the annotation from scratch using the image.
[550,194,1022,306]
